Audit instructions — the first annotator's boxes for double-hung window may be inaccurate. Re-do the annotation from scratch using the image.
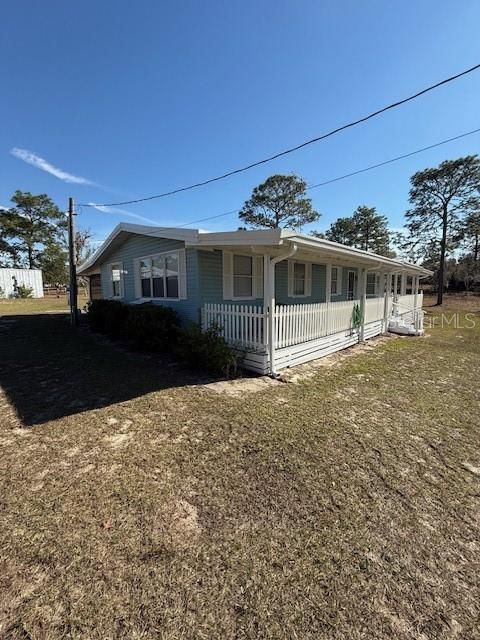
[366,272,379,297]
[111,263,122,298]
[331,266,341,296]
[293,262,306,296]
[233,255,254,298]
[139,251,180,300]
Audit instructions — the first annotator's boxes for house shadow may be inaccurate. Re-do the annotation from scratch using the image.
[0,313,212,427]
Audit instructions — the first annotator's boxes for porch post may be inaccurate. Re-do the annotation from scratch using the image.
[325,264,332,303]
[383,272,391,334]
[400,272,407,296]
[267,259,276,376]
[359,268,367,342]
[263,254,270,351]
[413,275,419,331]
[393,272,399,302]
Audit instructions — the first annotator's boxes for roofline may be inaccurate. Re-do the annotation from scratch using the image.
[77,223,200,274]
[78,223,433,276]
[281,232,433,275]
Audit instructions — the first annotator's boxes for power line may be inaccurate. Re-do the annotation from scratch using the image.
[80,62,480,208]
[177,127,480,227]
[307,127,480,190]
[85,126,480,231]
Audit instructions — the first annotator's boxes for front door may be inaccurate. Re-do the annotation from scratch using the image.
[347,270,357,300]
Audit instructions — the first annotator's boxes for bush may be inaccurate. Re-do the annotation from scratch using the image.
[176,323,239,377]
[123,304,179,352]
[16,284,34,298]
[86,299,129,337]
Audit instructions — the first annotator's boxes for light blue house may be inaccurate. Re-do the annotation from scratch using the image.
[79,224,430,375]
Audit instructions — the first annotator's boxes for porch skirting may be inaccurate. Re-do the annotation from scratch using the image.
[233,319,384,375]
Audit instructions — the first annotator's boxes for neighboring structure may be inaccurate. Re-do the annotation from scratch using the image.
[78,224,431,375]
[0,268,44,298]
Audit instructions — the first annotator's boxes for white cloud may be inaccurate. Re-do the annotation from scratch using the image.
[10,147,95,185]
[88,203,158,225]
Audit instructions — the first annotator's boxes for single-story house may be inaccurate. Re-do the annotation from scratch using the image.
[78,223,432,375]
[0,268,44,298]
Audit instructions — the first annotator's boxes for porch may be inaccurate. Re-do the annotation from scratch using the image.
[202,290,424,375]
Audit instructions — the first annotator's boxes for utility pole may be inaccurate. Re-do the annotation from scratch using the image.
[68,197,78,326]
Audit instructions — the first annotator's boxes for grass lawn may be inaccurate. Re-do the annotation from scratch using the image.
[0,295,479,639]
[0,295,89,316]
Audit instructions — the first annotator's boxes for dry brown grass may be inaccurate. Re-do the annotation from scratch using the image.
[0,295,479,639]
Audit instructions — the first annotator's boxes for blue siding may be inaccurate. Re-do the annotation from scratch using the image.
[96,235,382,326]
[99,235,201,323]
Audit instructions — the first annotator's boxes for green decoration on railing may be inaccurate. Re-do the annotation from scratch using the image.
[352,303,363,331]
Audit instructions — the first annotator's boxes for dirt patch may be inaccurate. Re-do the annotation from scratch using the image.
[200,375,280,396]
[152,499,201,551]
[104,432,132,448]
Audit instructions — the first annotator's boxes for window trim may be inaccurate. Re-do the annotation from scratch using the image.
[108,262,123,299]
[288,259,312,298]
[331,266,342,296]
[231,252,256,301]
[136,249,182,302]
[346,269,357,300]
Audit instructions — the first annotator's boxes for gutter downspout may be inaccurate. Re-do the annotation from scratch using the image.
[267,242,298,377]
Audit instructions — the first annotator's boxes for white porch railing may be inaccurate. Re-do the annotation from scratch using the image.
[393,292,424,332]
[202,303,266,351]
[275,299,360,349]
[365,296,387,323]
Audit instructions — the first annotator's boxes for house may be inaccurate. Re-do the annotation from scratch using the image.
[0,268,44,298]
[78,223,431,375]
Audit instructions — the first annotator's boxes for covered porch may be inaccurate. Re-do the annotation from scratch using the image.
[200,235,427,375]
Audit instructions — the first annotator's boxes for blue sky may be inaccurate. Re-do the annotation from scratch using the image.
[1,0,479,244]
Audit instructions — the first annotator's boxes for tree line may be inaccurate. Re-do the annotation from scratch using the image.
[0,191,93,285]
[1,155,479,304]
[238,156,480,305]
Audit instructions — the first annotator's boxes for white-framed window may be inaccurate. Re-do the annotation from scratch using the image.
[347,270,357,300]
[222,252,263,300]
[288,260,312,298]
[366,272,380,297]
[134,249,187,300]
[110,263,122,298]
[331,266,342,296]
[233,254,254,298]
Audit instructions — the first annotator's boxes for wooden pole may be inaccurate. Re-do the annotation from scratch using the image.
[68,197,78,326]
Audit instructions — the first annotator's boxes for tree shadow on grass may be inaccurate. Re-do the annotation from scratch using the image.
[0,313,210,427]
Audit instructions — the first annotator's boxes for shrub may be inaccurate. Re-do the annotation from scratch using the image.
[176,323,240,377]
[86,299,129,337]
[123,304,179,352]
[16,284,34,298]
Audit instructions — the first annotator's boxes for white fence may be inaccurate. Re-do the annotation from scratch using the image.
[203,299,368,351]
[202,303,266,351]
[275,299,360,349]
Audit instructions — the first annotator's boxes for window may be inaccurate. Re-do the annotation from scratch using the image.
[138,251,180,299]
[347,270,357,300]
[111,264,121,298]
[233,254,254,298]
[293,262,306,296]
[366,272,378,297]
[331,266,341,295]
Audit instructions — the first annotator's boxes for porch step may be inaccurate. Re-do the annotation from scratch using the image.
[388,317,424,336]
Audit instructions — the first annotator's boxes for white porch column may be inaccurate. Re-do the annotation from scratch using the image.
[263,254,270,351]
[267,244,298,376]
[325,263,332,304]
[400,272,407,296]
[393,272,399,302]
[382,272,391,334]
[413,275,419,331]
[359,268,367,342]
